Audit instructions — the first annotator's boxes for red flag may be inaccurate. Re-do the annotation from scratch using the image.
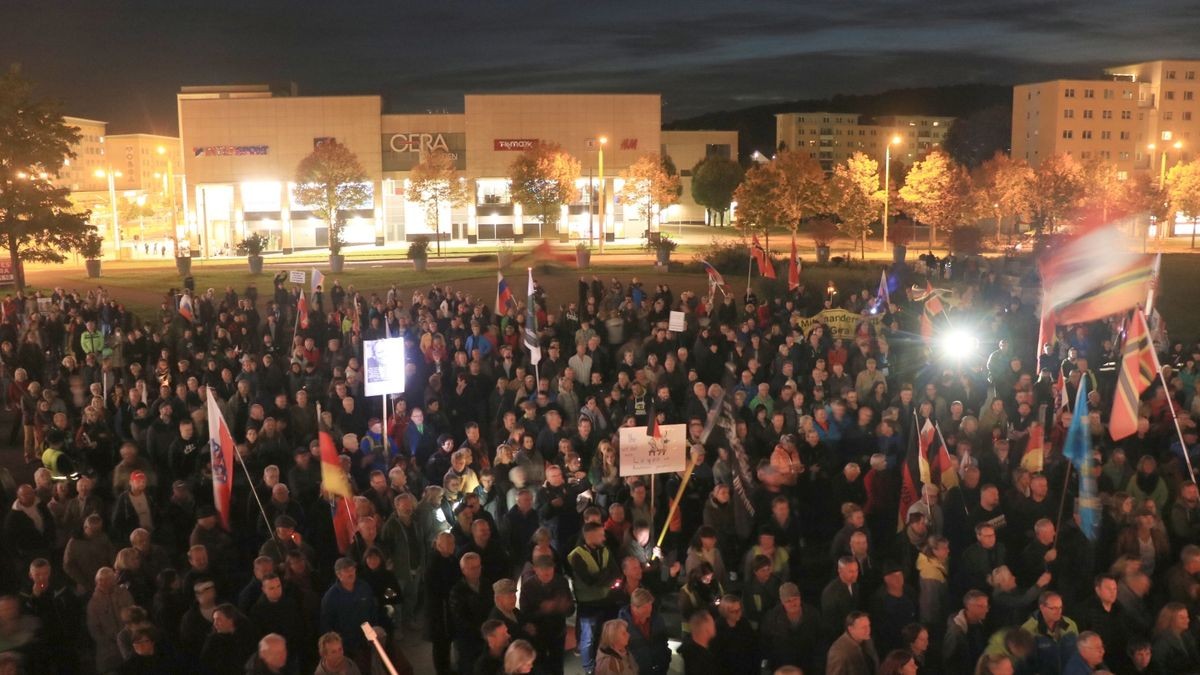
[1022,422,1045,473]
[205,390,235,530]
[297,290,310,330]
[898,418,921,531]
[1110,311,1160,440]
[788,232,800,291]
[320,430,352,499]
[925,283,945,316]
[750,235,776,279]
[332,496,357,555]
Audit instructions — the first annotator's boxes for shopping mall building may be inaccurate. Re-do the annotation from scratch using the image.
[176,85,736,255]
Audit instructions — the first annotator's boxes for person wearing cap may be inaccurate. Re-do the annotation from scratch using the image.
[110,468,155,545]
[179,578,221,659]
[759,582,819,672]
[260,514,314,568]
[488,578,532,644]
[320,557,380,671]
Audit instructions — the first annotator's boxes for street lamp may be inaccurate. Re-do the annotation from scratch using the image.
[94,168,122,259]
[597,136,608,254]
[882,134,902,251]
[158,146,180,257]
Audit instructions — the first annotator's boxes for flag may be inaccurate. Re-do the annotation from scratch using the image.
[319,430,352,499]
[205,390,235,530]
[647,397,660,439]
[1110,311,1160,440]
[1146,252,1162,317]
[497,271,515,311]
[898,415,922,531]
[331,496,357,555]
[1064,376,1099,540]
[922,418,958,488]
[701,260,730,297]
[524,269,541,366]
[178,294,195,323]
[788,232,801,291]
[875,270,890,311]
[1041,225,1153,325]
[924,282,945,317]
[311,268,325,293]
[297,290,310,330]
[750,235,776,279]
[1021,422,1045,473]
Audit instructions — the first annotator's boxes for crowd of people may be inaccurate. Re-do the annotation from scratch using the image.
[0,256,1194,675]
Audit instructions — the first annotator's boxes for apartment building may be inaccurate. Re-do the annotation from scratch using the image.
[775,112,954,171]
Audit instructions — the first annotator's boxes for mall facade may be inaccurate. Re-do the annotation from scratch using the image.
[176,85,736,255]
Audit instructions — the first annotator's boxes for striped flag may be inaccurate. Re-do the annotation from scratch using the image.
[524,269,541,366]
[750,235,776,279]
[1065,376,1099,541]
[297,290,310,330]
[497,271,515,311]
[319,430,352,499]
[178,293,195,323]
[311,268,325,292]
[205,390,235,530]
[788,232,801,291]
[1041,225,1153,325]
[875,270,890,312]
[1110,311,1160,441]
[922,417,957,488]
[898,414,922,531]
[701,260,730,297]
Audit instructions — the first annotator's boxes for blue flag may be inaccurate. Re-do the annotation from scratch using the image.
[1064,376,1099,540]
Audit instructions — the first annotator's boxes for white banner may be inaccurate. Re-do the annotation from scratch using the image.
[668,311,686,333]
[364,338,406,397]
[619,424,687,477]
[289,270,306,284]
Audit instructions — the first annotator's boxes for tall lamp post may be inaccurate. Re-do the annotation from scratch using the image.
[94,168,122,259]
[157,146,180,256]
[598,136,608,254]
[882,134,901,250]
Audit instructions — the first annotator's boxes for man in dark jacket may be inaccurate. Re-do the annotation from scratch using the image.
[4,485,55,574]
[519,555,574,675]
[943,590,991,674]
[449,552,494,674]
[759,583,820,673]
[712,594,758,675]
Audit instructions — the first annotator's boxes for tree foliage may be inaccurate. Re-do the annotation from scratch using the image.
[509,142,580,234]
[971,152,1034,238]
[691,156,743,226]
[618,153,681,234]
[292,140,371,256]
[731,162,780,237]
[899,150,973,245]
[772,150,827,229]
[0,66,93,289]
[1167,160,1200,222]
[828,152,881,257]
[407,150,470,253]
[1025,153,1086,231]
[944,105,1012,169]
[1080,158,1125,223]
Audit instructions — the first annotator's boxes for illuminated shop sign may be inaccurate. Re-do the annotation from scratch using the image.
[193,145,268,157]
[382,132,466,171]
[493,139,538,151]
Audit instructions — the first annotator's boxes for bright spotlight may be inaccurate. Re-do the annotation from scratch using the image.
[939,330,978,359]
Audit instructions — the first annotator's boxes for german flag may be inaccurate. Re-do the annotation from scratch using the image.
[1110,310,1160,440]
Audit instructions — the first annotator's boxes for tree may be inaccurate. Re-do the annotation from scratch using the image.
[1167,160,1200,245]
[1121,173,1172,241]
[828,152,882,258]
[899,150,973,247]
[292,140,371,257]
[1025,153,1086,232]
[972,152,1034,240]
[1080,158,1125,224]
[944,105,1013,169]
[509,142,580,237]
[691,156,743,227]
[772,150,827,231]
[731,162,779,244]
[0,66,93,289]
[618,153,681,237]
[406,149,470,256]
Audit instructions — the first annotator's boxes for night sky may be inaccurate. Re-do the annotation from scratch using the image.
[5,0,1200,134]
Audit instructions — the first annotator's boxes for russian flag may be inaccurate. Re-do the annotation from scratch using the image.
[205,390,235,530]
[497,271,515,311]
[178,293,195,323]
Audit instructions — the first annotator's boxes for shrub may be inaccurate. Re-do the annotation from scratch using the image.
[407,235,431,260]
[236,233,269,256]
[78,229,104,259]
[645,235,678,254]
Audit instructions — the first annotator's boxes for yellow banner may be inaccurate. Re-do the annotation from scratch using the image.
[791,308,883,340]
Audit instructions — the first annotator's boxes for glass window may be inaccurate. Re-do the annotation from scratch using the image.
[476,178,511,205]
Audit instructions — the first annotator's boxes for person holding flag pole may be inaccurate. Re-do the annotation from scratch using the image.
[525,268,541,388]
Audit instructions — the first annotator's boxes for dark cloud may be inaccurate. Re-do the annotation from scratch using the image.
[1,0,1197,131]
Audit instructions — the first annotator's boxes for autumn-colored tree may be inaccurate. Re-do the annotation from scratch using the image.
[1167,160,1200,245]
[972,152,1034,240]
[1080,158,1125,224]
[293,140,371,257]
[1025,153,1086,232]
[509,143,580,237]
[898,150,973,247]
[0,66,92,289]
[732,162,780,245]
[691,156,743,226]
[407,150,470,255]
[828,152,882,258]
[618,153,681,236]
[1120,173,1172,240]
[772,150,827,231]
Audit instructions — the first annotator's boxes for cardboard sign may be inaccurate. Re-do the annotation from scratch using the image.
[364,338,406,397]
[619,424,687,477]
[668,311,686,333]
[289,270,306,284]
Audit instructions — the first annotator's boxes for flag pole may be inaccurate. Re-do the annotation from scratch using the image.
[1158,368,1196,483]
[209,387,278,542]
[1052,461,1073,547]
[746,251,754,300]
